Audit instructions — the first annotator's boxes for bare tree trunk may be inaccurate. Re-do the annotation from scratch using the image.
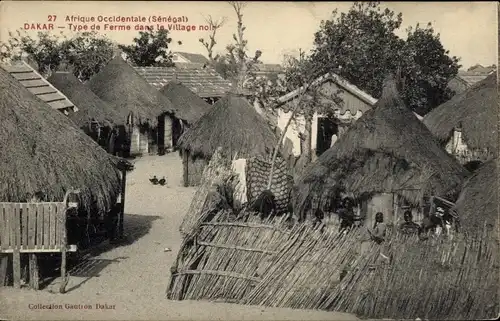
[303,114,313,164]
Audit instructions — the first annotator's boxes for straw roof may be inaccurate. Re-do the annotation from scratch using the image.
[48,72,123,128]
[294,75,469,212]
[454,159,498,232]
[159,81,211,124]
[177,93,278,159]
[0,67,129,214]
[88,56,176,125]
[422,73,497,153]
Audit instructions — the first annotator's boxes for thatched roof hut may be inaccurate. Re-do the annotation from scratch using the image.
[294,75,469,213]
[0,66,130,214]
[88,56,176,125]
[159,80,211,124]
[47,72,122,127]
[454,159,498,232]
[422,73,497,155]
[178,93,278,159]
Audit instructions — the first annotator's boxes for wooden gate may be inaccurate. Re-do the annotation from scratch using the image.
[0,190,79,292]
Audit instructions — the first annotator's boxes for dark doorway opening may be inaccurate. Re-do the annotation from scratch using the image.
[316,117,338,156]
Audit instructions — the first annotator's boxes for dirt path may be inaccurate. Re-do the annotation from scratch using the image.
[0,154,358,321]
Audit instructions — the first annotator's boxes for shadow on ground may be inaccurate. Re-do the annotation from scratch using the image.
[12,214,162,292]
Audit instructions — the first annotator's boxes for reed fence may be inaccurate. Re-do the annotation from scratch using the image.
[169,202,498,320]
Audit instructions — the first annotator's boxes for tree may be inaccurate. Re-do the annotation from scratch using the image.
[0,30,115,81]
[199,15,227,62]
[311,1,460,115]
[60,32,115,81]
[401,23,460,115]
[118,28,175,67]
[1,30,64,77]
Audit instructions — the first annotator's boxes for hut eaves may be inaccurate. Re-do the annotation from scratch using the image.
[47,72,123,127]
[159,81,212,124]
[88,56,176,125]
[422,73,497,153]
[0,66,130,214]
[177,93,277,160]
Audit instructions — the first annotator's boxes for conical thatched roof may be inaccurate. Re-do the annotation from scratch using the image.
[454,159,498,233]
[177,93,278,159]
[294,75,469,212]
[159,80,211,124]
[48,72,123,127]
[0,67,129,214]
[423,73,497,154]
[88,56,176,125]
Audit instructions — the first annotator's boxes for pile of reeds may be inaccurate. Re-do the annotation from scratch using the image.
[179,147,236,237]
[325,227,499,320]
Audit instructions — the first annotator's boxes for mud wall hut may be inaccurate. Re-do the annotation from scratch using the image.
[177,93,279,187]
[294,75,469,227]
[47,71,126,155]
[88,56,177,157]
[423,73,497,169]
[158,80,211,154]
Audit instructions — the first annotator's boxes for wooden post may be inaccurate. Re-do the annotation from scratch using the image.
[28,254,39,290]
[13,249,20,288]
[392,193,398,226]
[119,169,127,238]
[0,254,8,286]
[183,152,189,187]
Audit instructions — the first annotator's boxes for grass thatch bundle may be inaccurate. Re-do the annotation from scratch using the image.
[177,93,278,159]
[47,72,123,127]
[159,81,211,124]
[454,159,498,233]
[294,75,469,213]
[423,73,497,153]
[88,56,176,125]
[0,67,129,214]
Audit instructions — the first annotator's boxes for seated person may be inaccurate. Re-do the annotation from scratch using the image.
[399,210,420,234]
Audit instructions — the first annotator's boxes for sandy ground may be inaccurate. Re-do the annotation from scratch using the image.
[0,153,358,321]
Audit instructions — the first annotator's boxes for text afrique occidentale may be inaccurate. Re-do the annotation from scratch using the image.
[27,15,214,32]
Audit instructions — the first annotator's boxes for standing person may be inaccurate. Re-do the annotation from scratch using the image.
[399,210,420,235]
[371,212,387,244]
[338,197,355,234]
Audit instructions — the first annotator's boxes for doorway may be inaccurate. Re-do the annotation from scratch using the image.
[316,117,338,156]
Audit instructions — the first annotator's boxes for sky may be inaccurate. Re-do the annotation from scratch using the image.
[0,1,497,70]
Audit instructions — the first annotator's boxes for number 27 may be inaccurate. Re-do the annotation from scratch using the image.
[48,15,57,22]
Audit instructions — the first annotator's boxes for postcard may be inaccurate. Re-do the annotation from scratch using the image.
[0,1,498,320]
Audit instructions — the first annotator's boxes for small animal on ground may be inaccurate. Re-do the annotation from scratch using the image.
[158,176,167,186]
[149,176,159,185]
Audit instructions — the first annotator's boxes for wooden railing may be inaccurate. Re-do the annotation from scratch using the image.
[0,190,79,292]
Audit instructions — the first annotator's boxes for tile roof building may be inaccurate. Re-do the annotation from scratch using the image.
[134,63,233,103]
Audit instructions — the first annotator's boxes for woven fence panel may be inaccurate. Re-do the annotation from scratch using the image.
[246,157,293,214]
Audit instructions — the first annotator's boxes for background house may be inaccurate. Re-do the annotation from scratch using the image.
[272,73,377,157]
[447,64,496,96]
[135,63,233,105]
[171,52,210,65]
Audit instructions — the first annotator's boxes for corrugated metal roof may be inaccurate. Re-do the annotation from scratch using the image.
[1,61,77,114]
[134,65,233,98]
